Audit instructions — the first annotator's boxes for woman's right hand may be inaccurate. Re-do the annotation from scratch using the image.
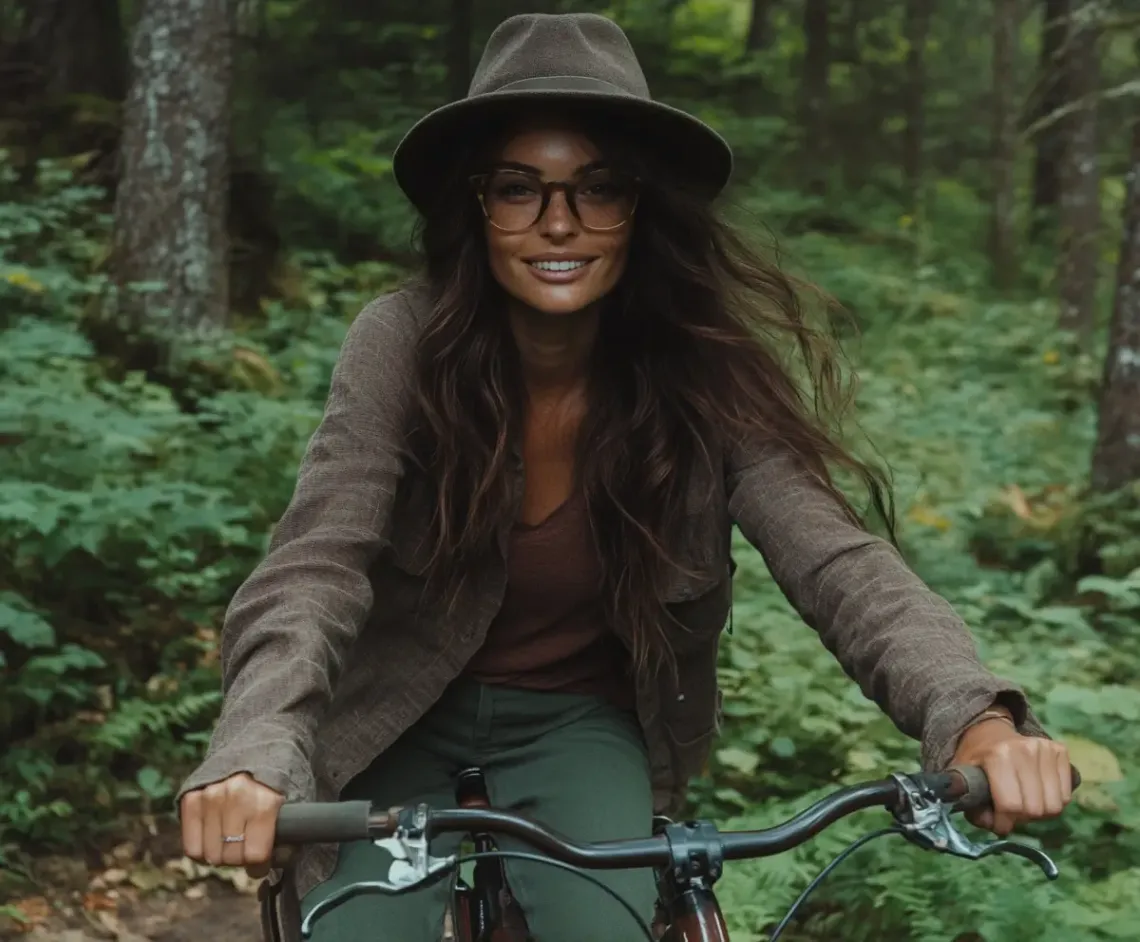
[180,772,286,878]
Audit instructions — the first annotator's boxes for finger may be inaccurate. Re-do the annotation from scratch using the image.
[202,786,226,867]
[991,810,1017,837]
[221,784,251,867]
[1038,745,1065,817]
[1057,747,1074,805]
[966,807,994,832]
[985,748,1022,837]
[1016,745,1046,819]
[181,790,204,860]
[241,795,281,877]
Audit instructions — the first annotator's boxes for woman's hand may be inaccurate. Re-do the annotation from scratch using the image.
[950,710,1073,836]
[180,773,286,878]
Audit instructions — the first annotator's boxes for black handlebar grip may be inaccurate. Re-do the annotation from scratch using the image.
[946,764,1082,813]
[275,800,374,845]
[946,765,991,812]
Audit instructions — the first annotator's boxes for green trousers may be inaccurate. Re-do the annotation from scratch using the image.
[300,678,658,942]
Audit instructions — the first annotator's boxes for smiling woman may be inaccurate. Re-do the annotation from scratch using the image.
[477,126,635,318]
[176,12,1073,942]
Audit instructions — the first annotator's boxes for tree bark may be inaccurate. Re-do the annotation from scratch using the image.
[447,0,473,101]
[800,0,830,196]
[112,0,234,336]
[902,0,932,213]
[1090,120,1140,492]
[989,0,1021,288]
[1057,3,1101,336]
[21,0,127,102]
[1030,0,1069,234]
[745,0,773,52]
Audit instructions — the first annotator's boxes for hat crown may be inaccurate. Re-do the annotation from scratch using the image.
[468,13,651,100]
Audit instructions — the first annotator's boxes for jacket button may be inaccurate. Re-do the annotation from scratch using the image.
[677,693,685,702]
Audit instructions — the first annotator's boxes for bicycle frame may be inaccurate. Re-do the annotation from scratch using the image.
[443,768,728,941]
[447,767,530,941]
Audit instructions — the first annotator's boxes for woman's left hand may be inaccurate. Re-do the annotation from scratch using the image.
[950,712,1074,836]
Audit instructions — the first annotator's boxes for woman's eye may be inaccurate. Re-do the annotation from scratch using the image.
[494,183,538,200]
[581,181,623,200]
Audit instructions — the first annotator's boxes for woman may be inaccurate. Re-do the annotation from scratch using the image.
[178,12,1072,942]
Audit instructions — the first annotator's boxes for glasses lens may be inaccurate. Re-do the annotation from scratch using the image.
[482,170,543,231]
[574,169,637,230]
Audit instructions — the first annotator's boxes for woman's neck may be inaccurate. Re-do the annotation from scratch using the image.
[508,300,599,396]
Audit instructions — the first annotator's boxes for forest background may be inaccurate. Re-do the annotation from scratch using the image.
[1,0,1140,940]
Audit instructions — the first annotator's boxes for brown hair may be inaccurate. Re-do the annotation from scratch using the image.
[403,111,894,673]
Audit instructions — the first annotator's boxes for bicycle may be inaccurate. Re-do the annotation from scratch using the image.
[264,763,1079,942]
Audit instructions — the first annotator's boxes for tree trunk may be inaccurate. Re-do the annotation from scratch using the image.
[447,0,473,101]
[112,0,234,336]
[1090,120,1140,492]
[800,0,830,196]
[902,0,931,213]
[22,0,127,102]
[1056,4,1101,336]
[989,0,1021,288]
[838,0,861,63]
[1030,0,1069,234]
[745,0,773,52]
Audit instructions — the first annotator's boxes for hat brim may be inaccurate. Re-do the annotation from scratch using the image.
[392,86,733,213]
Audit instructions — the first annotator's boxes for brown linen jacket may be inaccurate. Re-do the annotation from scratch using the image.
[178,284,1044,936]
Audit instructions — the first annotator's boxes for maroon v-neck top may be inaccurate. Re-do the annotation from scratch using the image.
[465,491,632,708]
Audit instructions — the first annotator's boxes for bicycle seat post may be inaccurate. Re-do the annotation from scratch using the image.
[456,767,492,810]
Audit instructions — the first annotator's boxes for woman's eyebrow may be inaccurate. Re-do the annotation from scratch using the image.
[491,159,609,177]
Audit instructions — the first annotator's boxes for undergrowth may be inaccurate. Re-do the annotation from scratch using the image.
[1,156,1138,940]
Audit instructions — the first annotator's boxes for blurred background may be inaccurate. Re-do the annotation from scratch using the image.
[0,0,1138,940]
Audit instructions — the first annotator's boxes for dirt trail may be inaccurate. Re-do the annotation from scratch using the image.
[3,885,261,942]
[1,823,262,942]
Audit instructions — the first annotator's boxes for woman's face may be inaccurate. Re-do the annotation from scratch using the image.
[479,124,634,317]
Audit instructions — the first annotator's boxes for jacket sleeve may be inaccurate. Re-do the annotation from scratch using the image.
[176,291,420,804]
[725,437,1047,770]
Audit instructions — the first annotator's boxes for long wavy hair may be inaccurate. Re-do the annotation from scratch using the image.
[402,108,894,673]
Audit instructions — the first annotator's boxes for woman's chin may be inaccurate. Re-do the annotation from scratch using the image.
[516,287,605,317]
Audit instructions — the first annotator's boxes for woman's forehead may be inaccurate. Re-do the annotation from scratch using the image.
[495,123,604,169]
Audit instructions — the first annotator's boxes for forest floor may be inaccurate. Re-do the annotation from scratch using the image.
[0,820,261,942]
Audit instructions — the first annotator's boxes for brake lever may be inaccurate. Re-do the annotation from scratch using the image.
[298,805,458,938]
[889,773,1059,880]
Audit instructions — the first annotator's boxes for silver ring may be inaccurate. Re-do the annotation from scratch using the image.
[223,834,245,843]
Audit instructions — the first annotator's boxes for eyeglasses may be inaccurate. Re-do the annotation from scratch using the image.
[470,168,639,233]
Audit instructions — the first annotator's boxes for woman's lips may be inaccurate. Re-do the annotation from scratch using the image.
[525,258,596,283]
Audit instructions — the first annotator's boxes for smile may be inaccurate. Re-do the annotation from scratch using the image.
[528,260,590,272]
[524,258,596,284]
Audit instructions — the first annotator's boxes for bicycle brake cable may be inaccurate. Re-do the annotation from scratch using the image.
[768,827,902,942]
[454,850,657,942]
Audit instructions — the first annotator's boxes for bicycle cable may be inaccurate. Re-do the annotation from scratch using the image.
[453,850,656,942]
[768,826,902,941]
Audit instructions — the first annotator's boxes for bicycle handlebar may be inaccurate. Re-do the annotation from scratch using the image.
[274,764,1079,942]
[274,764,1066,859]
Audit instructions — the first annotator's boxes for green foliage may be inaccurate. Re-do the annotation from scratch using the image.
[684,231,1140,939]
[0,156,356,849]
[3,0,1140,939]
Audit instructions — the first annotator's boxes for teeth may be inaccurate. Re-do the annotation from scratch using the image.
[530,260,588,272]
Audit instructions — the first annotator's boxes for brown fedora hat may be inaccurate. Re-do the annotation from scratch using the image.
[392,12,733,212]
